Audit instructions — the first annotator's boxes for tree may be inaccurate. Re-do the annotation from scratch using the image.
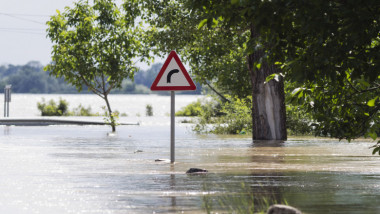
[45,0,144,132]
[188,0,379,153]
[144,0,287,140]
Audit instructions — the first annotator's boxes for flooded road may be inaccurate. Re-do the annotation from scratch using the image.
[0,119,379,213]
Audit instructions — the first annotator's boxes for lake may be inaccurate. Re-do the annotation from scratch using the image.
[0,94,379,213]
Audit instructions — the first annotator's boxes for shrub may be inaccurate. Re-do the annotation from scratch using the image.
[175,100,203,116]
[212,95,252,135]
[177,96,251,135]
[286,105,314,136]
[178,95,315,136]
[146,104,153,116]
[37,98,69,116]
[37,98,97,116]
[71,104,97,116]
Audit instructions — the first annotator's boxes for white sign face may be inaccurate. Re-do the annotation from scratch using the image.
[155,57,191,87]
[151,51,196,91]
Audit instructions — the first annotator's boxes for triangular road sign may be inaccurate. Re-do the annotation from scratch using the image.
[150,51,196,91]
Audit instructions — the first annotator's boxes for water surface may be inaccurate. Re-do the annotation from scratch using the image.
[0,94,379,213]
[1,123,379,214]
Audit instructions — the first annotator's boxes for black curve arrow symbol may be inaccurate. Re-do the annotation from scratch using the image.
[167,69,179,83]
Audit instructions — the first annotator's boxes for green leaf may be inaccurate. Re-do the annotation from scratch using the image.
[198,19,208,30]
[231,0,239,4]
[265,73,276,83]
[369,132,378,141]
[291,87,303,96]
[256,63,261,69]
[372,146,380,155]
[367,97,378,107]
[212,18,219,28]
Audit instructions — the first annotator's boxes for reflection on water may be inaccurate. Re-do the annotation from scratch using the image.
[0,123,379,213]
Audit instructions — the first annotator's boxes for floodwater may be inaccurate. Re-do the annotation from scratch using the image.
[0,94,379,213]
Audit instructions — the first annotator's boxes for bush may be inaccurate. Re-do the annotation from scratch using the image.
[175,100,203,116]
[178,96,251,135]
[37,98,97,116]
[71,104,97,116]
[180,95,315,136]
[286,105,314,136]
[37,98,69,116]
[146,104,153,116]
[212,96,252,135]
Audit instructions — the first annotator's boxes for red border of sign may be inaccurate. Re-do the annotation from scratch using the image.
[150,51,196,91]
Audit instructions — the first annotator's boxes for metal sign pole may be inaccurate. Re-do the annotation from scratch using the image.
[170,91,175,163]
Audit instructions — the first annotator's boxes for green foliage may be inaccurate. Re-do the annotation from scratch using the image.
[37,98,97,116]
[102,106,120,127]
[0,62,78,93]
[213,96,252,135]
[71,104,97,116]
[287,75,379,143]
[45,0,146,132]
[177,0,379,152]
[144,0,251,99]
[372,141,380,155]
[183,96,251,135]
[181,95,316,136]
[145,104,153,116]
[37,98,69,116]
[175,100,203,117]
[1,62,193,94]
[286,105,314,136]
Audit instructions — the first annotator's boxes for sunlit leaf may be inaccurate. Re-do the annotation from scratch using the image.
[256,63,261,69]
[367,97,378,107]
[198,19,208,30]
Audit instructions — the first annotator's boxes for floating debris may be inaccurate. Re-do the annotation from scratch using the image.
[186,168,208,174]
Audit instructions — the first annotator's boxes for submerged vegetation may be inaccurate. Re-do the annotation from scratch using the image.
[145,104,153,116]
[177,95,314,136]
[37,98,127,118]
[37,98,97,116]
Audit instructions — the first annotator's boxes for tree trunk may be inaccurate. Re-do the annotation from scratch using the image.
[248,27,287,140]
[104,94,116,132]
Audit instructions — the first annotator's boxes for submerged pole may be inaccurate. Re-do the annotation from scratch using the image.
[6,101,9,117]
[4,85,11,118]
[170,91,175,163]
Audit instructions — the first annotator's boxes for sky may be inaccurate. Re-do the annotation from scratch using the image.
[0,0,152,69]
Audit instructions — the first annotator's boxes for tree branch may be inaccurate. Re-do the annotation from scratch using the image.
[79,75,104,99]
[205,81,230,102]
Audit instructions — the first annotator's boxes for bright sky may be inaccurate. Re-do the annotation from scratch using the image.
[0,0,152,69]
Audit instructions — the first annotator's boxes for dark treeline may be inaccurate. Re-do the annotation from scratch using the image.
[0,61,202,94]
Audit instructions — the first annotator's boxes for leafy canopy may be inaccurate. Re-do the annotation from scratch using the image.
[187,0,379,152]
[45,0,146,131]
[45,0,143,98]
